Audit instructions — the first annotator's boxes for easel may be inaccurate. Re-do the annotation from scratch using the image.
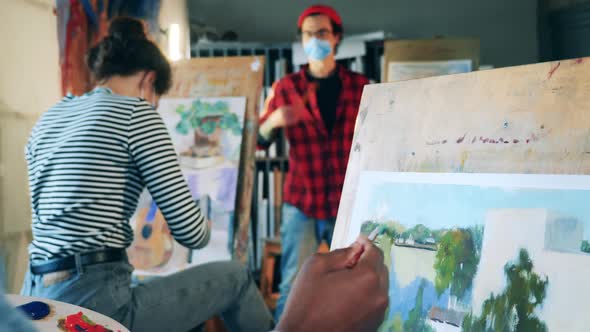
[333,56,590,248]
[167,56,265,264]
[165,56,265,332]
[331,56,590,331]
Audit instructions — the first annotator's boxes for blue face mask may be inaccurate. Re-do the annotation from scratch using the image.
[304,37,332,61]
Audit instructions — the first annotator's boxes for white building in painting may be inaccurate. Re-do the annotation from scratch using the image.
[471,209,590,332]
[427,307,464,332]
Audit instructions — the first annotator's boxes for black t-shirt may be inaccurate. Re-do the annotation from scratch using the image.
[306,69,342,133]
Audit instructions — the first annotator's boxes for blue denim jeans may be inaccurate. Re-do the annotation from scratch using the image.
[274,203,335,321]
[21,258,273,331]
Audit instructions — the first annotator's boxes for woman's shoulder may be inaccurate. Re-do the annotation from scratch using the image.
[39,90,148,128]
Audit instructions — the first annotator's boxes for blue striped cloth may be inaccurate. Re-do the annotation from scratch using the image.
[26,87,209,262]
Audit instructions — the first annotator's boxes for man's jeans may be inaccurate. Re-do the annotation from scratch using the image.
[21,258,273,331]
[274,203,335,321]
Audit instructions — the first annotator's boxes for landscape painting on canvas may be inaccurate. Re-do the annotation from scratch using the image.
[346,172,590,332]
[127,97,246,275]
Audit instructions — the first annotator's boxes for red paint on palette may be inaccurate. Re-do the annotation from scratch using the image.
[59,312,117,332]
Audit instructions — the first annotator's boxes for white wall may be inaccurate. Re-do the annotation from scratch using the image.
[0,0,191,236]
[0,0,60,235]
[188,0,539,68]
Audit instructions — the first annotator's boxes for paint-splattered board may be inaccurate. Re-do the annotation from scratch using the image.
[332,57,590,249]
[166,56,265,264]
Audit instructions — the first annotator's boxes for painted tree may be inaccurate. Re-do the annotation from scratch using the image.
[402,224,432,243]
[361,221,380,235]
[469,225,485,256]
[360,221,400,241]
[403,280,435,332]
[433,229,479,300]
[581,240,590,253]
[378,313,403,332]
[462,249,548,332]
[390,314,403,332]
[373,232,394,332]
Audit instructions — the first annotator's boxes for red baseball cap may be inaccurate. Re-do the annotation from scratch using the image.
[297,5,343,29]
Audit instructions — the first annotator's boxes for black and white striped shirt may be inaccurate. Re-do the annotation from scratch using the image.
[26,87,209,262]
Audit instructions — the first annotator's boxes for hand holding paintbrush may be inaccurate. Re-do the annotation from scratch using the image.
[277,234,389,332]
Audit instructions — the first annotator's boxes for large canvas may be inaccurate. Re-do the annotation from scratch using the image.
[346,172,590,332]
[127,97,247,275]
[168,56,265,264]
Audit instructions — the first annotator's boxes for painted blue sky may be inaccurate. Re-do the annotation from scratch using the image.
[350,172,590,239]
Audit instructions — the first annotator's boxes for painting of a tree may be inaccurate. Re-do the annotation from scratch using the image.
[362,221,397,332]
[462,248,548,332]
[581,240,590,253]
[433,229,479,299]
[175,100,241,136]
[360,220,402,240]
[377,313,403,332]
[403,280,435,332]
[391,314,403,332]
[361,221,381,235]
[402,224,432,243]
[469,225,484,256]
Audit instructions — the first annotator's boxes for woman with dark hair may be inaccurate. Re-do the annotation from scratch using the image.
[19,17,273,331]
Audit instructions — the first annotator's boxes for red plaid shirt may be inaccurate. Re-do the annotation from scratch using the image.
[260,65,369,219]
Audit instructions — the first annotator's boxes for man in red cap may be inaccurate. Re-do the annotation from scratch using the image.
[258,4,370,320]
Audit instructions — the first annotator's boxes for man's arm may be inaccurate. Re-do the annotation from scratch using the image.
[257,81,282,149]
[258,80,315,150]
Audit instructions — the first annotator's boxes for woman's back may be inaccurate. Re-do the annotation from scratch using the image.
[27,87,208,262]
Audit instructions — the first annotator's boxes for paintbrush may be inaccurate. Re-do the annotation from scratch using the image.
[346,225,385,269]
[368,225,384,242]
[347,225,385,269]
